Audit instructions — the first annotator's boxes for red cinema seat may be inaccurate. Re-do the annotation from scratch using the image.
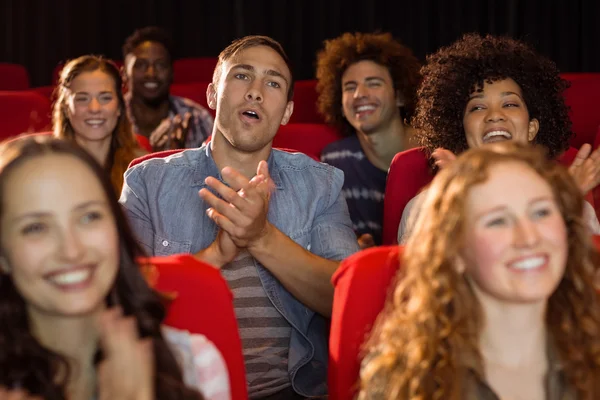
[560,72,600,81]
[382,147,433,245]
[32,85,56,102]
[140,254,247,400]
[563,75,600,148]
[169,82,215,118]
[330,236,600,400]
[173,57,218,84]
[273,123,342,160]
[0,63,30,90]
[0,91,52,141]
[289,80,324,124]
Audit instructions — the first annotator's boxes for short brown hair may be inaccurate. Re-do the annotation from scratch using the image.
[212,35,294,101]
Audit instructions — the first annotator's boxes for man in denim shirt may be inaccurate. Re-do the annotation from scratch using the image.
[120,35,359,399]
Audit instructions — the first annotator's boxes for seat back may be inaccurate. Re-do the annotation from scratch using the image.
[0,91,52,141]
[273,123,342,161]
[563,75,600,148]
[288,80,324,124]
[382,147,433,245]
[0,63,30,90]
[142,254,247,400]
[173,57,218,84]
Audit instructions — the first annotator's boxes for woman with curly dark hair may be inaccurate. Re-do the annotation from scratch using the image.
[0,137,230,399]
[316,32,422,247]
[360,142,600,399]
[398,33,600,243]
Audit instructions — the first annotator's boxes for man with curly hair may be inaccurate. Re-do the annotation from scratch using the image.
[316,32,421,248]
[397,33,600,243]
[122,26,213,150]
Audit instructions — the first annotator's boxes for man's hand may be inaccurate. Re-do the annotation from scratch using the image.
[149,112,192,151]
[199,161,274,249]
[357,233,375,249]
[568,143,600,195]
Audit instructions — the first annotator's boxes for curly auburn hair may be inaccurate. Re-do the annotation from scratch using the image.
[359,142,600,399]
[0,138,202,400]
[413,33,572,160]
[316,32,421,136]
[53,55,144,194]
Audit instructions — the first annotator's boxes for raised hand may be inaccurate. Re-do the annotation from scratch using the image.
[199,161,274,249]
[97,307,154,400]
[358,233,375,249]
[568,143,600,195]
[149,112,192,151]
[432,148,457,170]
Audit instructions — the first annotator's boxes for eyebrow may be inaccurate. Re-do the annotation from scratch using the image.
[468,91,523,100]
[231,64,289,86]
[474,195,554,221]
[343,76,386,87]
[11,200,108,223]
[73,91,114,96]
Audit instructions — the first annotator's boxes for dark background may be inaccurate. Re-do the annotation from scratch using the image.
[2,0,599,87]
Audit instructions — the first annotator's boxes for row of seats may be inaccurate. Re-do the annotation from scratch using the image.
[0,58,219,90]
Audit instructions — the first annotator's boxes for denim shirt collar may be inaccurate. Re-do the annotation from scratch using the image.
[193,144,284,190]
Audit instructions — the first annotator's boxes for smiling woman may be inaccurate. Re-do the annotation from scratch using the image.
[359,142,600,400]
[0,137,229,399]
[53,55,147,195]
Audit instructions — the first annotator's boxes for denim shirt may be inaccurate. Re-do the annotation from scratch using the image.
[119,145,359,397]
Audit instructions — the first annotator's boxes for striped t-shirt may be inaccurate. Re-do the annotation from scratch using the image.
[220,251,292,399]
[321,135,387,245]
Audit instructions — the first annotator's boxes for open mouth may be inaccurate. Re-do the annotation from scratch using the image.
[242,110,260,120]
[45,265,96,290]
[143,82,159,90]
[508,255,547,271]
[483,130,512,143]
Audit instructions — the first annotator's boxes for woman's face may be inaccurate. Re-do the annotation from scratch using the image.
[459,161,567,305]
[65,70,121,143]
[0,154,120,319]
[462,78,539,149]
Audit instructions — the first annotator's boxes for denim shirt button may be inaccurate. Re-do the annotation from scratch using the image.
[162,240,169,247]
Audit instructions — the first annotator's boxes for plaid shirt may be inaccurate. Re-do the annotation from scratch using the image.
[126,94,213,149]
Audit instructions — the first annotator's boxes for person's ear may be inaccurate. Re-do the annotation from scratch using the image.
[454,254,466,275]
[207,83,217,110]
[0,257,11,274]
[528,118,540,141]
[280,101,294,125]
[395,90,405,107]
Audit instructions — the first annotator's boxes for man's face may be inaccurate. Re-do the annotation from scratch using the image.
[124,41,172,103]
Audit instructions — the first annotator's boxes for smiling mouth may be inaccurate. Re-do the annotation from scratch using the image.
[143,82,159,89]
[85,119,105,127]
[483,130,512,143]
[507,255,548,271]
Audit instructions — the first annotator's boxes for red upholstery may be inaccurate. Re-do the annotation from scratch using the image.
[563,75,600,148]
[32,85,56,102]
[329,245,402,400]
[382,147,433,245]
[0,91,52,141]
[273,123,342,161]
[169,82,215,117]
[289,80,324,124]
[135,134,153,153]
[560,72,600,81]
[141,254,247,400]
[330,236,600,400]
[0,63,30,90]
[173,57,218,84]
[128,149,184,169]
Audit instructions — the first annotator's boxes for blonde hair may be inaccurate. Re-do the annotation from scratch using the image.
[359,142,600,399]
[52,55,142,194]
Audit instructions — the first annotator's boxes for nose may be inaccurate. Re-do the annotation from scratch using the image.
[57,226,85,262]
[485,105,506,122]
[512,218,540,249]
[88,97,101,113]
[353,83,368,99]
[245,80,263,103]
[144,63,156,78]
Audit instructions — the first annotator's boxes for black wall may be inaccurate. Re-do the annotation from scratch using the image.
[2,0,599,87]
